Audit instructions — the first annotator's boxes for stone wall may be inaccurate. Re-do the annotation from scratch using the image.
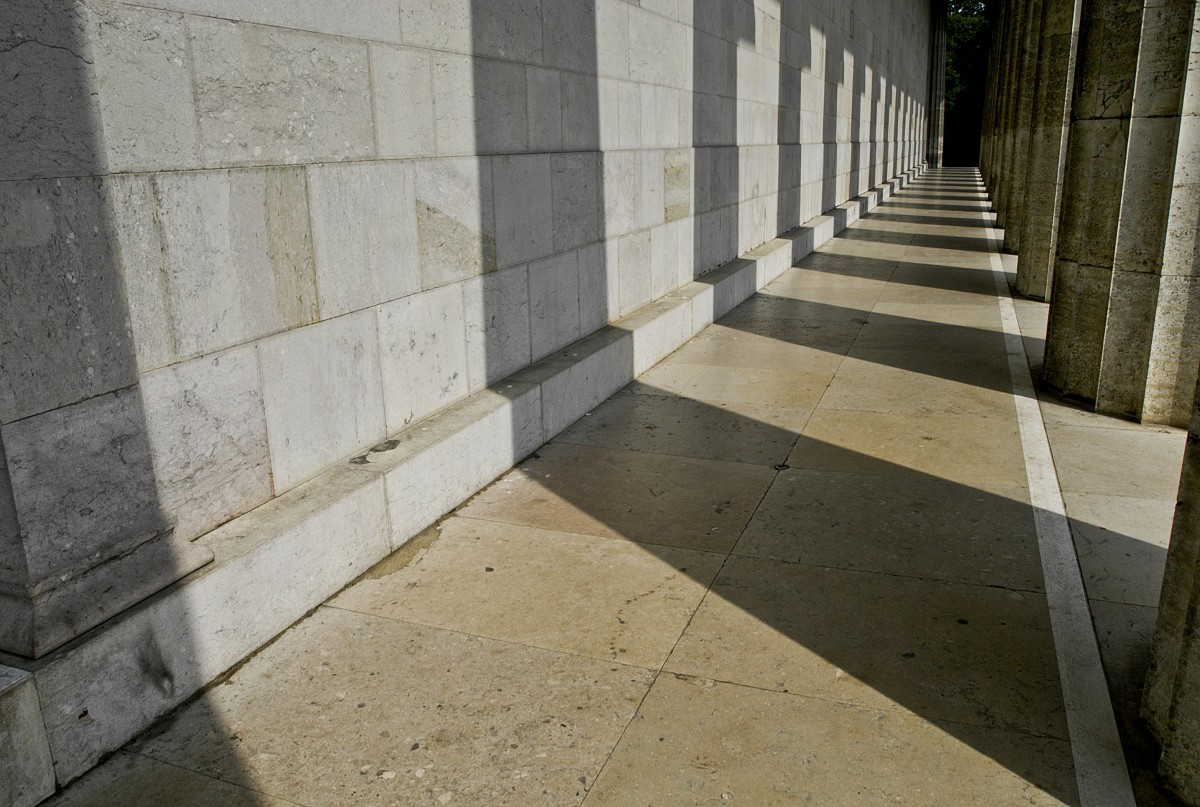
[0,0,932,659]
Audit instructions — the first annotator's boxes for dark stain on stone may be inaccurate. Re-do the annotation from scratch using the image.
[137,631,175,697]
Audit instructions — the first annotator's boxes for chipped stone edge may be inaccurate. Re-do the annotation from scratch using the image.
[0,165,925,798]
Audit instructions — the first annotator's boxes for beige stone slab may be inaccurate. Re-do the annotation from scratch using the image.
[719,294,873,325]
[703,312,864,354]
[790,409,1029,489]
[820,238,910,260]
[663,327,848,374]
[584,675,1076,807]
[556,388,807,466]
[870,301,1004,329]
[45,751,292,807]
[1045,423,1186,499]
[734,469,1044,591]
[853,320,1008,354]
[133,607,653,807]
[456,442,776,553]
[666,556,1068,739]
[331,516,722,668]
[1063,492,1173,607]
[635,363,832,409]
[819,349,1016,417]
[875,282,1003,307]
[762,276,887,311]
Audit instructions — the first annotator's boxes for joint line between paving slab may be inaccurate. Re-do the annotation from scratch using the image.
[981,188,1136,807]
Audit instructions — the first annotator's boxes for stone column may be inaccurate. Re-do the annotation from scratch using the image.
[1144,353,1200,802]
[1041,0,1144,402]
[1095,0,1199,424]
[0,4,212,659]
[1002,0,1045,254]
[927,0,948,168]
[982,1,1013,185]
[1015,0,1084,300]
[994,0,1027,224]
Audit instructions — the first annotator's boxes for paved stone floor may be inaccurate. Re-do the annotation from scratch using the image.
[48,169,1186,806]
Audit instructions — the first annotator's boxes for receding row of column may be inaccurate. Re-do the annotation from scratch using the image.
[983,2,1200,802]
[985,0,1200,428]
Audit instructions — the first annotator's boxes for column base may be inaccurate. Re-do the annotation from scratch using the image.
[0,530,212,659]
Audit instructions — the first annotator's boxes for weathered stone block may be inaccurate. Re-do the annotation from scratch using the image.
[543,0,597,73]
[618,81,641,149]
[0,0,101,180]
[494,154,553,268]
[639,149,665,230]
[258,311,385,492]
[377,285,470,432]
[603,150,641,237]
[432,54,528,155]
[0,667,54,807]
[308,161,420,317]
[487,0,547,61]
[189,17,373,166]
[0,177,138,423]
[618,229,652,315]
[141,345,272,543]
[578,241,617,335]
[650,221,682,300]
[529,251,582,361]
[463,266,532,390]
[561,72,602,151]
[518,329,633,438]
[130,0,402,42]
[551,152,602,253]
[84,3,200,173]
[368,385,544,544]
[597,0,630,80]
[527,67,563,151]
[151,168,318,359]
[415,157,497,288]
[663,149,693,223]
[372,45,436,158]
[629,6,687,88]
[620,297,692,376]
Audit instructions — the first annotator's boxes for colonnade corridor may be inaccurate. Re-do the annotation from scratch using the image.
[45,168,1185,807]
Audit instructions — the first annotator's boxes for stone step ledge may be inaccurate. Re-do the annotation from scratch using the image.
[0,163,925,797]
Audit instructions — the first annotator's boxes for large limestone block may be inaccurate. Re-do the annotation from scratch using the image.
[140,345,272,543]
[431,54,528,156]
[493,154,554,268]
[414,157,497,288]
[0,177,138,423]
[120,0,402,42]
[463,265,533,390]
[258,312,385,492]
[377,285,471,432]
[188,17,373,166]
[136,168,318,362]
[307,161,420,318]
[528,250,583,361]
[550,152,603,253]
[371,44,436,159]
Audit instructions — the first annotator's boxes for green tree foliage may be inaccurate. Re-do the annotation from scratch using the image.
[946,0,991,114]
